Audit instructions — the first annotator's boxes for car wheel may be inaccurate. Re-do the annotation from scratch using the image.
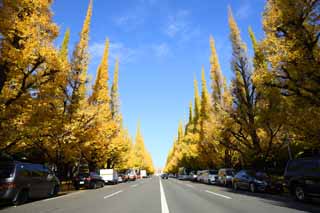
[294,186,307,201]
[50,184,60,197]
[93,183,97,189]
[233,182,238,191]
[13,189,29,205]
[250,183,256,193]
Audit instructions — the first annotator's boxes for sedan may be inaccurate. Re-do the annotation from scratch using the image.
[233,170,282,193]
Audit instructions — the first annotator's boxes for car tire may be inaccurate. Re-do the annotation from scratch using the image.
[250,183,256,193]
[13,189,29,205]
[294,185,307,202]
[233,182,238,191]
[50,184,60,197]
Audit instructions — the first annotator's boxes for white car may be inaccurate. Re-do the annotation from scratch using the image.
[207,170,219,184]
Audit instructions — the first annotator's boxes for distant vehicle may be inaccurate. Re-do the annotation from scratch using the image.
[218,168,235,186]
[284,157,320,201]
[118,173,128,182]
[196,170,206,182]
[161,173,168,179]
[0,160,60,205]
[127,169,137,181]
[140,170,147,178]
[189,171,198,182]
[99,169,118,184]
[73,172,104,190]
[233,170,282,194]
[178,167,189,180]
[207,170,219,184]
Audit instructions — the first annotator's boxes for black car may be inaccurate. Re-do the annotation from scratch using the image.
[0,161,60,205]
[161,173,168,179]
[233,170,282,193]
[284,157,320,201]
[73,172,104,190]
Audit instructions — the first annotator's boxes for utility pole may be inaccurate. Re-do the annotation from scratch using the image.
[285,133,293,160]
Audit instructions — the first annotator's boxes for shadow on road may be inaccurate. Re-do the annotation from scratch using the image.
[0,192,70,210]
[222,187,320,213]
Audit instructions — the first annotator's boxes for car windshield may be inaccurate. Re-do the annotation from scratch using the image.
[78,173,89,178]
[0,164,14,178]
[209,170,218,175]
[226,170,234,176]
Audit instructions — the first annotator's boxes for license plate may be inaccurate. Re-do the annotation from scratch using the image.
[79,181,84,184]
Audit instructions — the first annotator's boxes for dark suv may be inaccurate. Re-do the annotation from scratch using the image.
[284,157,320,201]
[0,161,60,205]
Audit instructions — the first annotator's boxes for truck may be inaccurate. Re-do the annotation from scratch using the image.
[140,170,147,178]
[99,169,118,184]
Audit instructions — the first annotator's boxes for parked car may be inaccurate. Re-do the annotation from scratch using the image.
[233,170,283,193]
[99,169,118,184]
[196,170,206,182]
[284,157,320,201]
[202,170,219,184]
[218,168,235,186]
[0,160,60,205]
[127,169,137,181]
[189,171,198,182]
[73,172,104,190]
[118,173,128,182]
[161,173,168,179]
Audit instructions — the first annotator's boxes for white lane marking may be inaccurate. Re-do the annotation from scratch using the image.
[103,190,123,199]
[185,184,194,188]
[205,190,232,199]
[160,178,170,213]
[42,191,84,202]
[131,184,139,188]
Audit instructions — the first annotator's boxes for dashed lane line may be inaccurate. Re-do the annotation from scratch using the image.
[205,190,232,199]
[103,190,123,199]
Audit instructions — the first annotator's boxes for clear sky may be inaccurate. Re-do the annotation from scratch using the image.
[51,0,266,168]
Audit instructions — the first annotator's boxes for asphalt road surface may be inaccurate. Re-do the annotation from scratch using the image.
[1,177,320,213]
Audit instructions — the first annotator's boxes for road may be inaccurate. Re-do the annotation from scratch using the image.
[1,177,319,213]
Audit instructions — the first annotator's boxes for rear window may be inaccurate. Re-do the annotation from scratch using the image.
[0,164,15,178]
[209,170,218,175]
[287,159,319,174]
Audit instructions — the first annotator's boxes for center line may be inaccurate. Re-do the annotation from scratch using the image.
[205,190,232,199]
[160,178,170,213]
[103,190,123,199]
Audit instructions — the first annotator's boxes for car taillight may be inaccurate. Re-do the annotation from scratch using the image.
[0,182,16,190]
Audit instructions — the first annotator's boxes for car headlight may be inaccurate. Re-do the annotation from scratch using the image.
[254,179,265,184]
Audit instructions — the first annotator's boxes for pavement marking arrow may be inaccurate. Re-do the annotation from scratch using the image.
[103,190,123,199]
[205,190,232,199]
[160,178,170,213]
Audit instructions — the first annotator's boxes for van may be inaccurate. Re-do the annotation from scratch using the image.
[0,160,60,205]
[284,157,320,201]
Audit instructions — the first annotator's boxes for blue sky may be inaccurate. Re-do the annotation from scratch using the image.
[52,0,266,168]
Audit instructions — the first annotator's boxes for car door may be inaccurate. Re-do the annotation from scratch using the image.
[304,159,320,195]
[239,171,250,189]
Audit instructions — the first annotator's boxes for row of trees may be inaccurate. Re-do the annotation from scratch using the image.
[164,0,319,173]
[0,0,154,179]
